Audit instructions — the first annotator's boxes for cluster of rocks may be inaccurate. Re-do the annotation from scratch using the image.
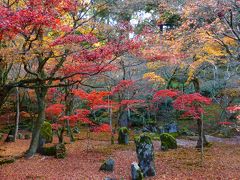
[4,129,31,142]
[100,126,178,180]
[143,122,178,134]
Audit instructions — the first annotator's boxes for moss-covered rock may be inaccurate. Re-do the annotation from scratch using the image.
[134,134,156,177]
[118,127,129,145]
[55,143,66,159]
[40,121,53,143]
[160,133,177,150]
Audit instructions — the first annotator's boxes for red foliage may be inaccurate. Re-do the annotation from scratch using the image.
[51,34,98,46]
[91,123,111,133]
[173,93,212,119]
[72,89,111,110]
[111,80,135,94]
[60,109,93,125]
[227,105,240,113]
[218,122,234,125]
[51,123,63,130]
[45,104,65,117]
[153,89,180,101]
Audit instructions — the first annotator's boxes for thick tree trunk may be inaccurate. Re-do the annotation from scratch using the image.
[14,87,20,141]
[25,87,47,158]
[196,119,209,148]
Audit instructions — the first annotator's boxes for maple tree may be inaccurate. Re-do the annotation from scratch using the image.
[0,0,140,157]
[173,93,212,148]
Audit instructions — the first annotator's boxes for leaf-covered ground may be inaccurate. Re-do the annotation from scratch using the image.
[0,134,240,179]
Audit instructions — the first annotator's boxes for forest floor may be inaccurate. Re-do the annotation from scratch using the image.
[0,132,240,180]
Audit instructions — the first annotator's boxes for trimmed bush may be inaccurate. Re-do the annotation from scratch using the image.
[40,121,53,143]
[160,133,177,150]
[17,133,24,139]
[55,143,66,159]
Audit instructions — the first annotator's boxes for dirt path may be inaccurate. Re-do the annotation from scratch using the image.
[176,135,240,148]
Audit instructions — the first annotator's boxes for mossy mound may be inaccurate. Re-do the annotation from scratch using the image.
[160,133,177,151]
[134,134,152,145]
[118,127,129,144]
[40,121,53,143]
[55,143,66,159]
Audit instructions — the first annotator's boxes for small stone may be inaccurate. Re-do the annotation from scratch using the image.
[131,162,144,180]
[99,158,115,172]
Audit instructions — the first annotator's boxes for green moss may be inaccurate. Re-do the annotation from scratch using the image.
[40,121,53,143]
[169,132,180,138]
[118,127,129,134]
[0,158,15,165]
[134,133,152,145]
[160,133,177,150]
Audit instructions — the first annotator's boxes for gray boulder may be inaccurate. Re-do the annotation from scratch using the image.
[135,134,156,177]
[131,162,144,180]
[100,158,115,172]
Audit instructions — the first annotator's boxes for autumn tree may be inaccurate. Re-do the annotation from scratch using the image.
[173,93,212,148]
[0,0,140,157]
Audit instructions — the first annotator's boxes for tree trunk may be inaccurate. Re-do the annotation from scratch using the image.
[57,127,65,144]
[14,87,20,141]
[0,86,12,111]
[25,87,47,158]
[196,119,209,148]
[192,77,200,93]
[64,88,75,142]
